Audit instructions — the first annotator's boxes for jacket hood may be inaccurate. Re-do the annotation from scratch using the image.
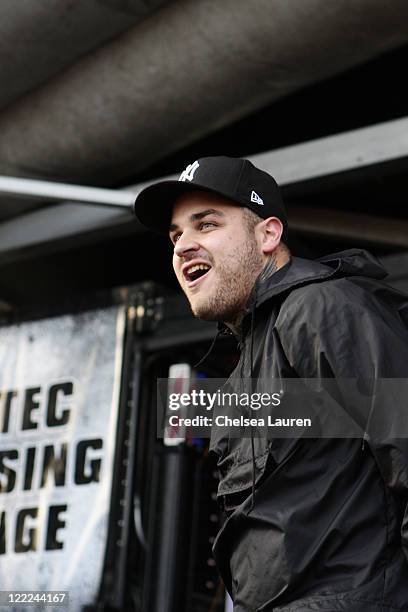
[253,248,388,309]
[317,248,387,280]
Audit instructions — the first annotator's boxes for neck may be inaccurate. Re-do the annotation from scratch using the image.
[260,248,291,282]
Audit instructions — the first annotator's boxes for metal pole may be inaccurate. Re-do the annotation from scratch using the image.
[0,175,135,209]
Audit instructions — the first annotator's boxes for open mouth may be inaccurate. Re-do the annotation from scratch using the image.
[184,263,212,287]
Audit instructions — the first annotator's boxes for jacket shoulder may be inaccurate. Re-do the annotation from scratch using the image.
[274,274,404,334]
[278,276,369,315]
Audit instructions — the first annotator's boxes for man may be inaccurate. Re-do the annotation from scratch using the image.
[134,156,408,611]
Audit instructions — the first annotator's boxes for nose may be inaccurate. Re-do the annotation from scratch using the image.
[173,230,200,258]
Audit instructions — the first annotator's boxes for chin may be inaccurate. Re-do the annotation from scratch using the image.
[190,302,218,321]
[190,297,242,323]
[187,295,216,321]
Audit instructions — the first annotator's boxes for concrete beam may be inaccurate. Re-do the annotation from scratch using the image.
[0,0,407,184]
[289,205,408,247]
[252,117,408,187]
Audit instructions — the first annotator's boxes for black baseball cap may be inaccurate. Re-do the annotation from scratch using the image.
[133,156,288,242]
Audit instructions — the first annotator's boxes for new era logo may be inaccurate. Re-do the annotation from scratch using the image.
[179,160,200,182]
[251,190,264,205]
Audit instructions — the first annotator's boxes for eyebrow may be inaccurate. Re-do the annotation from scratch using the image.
[169,208,225,232]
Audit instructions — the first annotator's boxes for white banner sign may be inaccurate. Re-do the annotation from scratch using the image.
[0,305,126,610]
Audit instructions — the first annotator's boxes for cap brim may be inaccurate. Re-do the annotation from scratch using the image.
[133,180,238,235]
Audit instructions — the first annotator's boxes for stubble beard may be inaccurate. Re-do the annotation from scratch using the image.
[189,234,264,324]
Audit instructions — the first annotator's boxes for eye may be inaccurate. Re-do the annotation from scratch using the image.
[170,232,181,244]
[199,221,216,230]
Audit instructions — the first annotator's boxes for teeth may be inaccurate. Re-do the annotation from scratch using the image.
[187,264,210,276]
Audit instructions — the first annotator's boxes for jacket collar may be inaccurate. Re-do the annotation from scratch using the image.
[252,248,388,309]
[252,256,335,308]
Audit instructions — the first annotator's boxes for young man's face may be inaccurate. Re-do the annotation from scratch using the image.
[170,191,264,323]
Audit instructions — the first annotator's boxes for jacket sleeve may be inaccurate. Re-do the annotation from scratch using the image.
[276,280,408,562]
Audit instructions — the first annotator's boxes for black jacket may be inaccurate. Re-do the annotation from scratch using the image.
[210,249,408,611]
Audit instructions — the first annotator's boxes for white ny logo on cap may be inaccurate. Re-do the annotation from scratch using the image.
[179,160,200,182]
[251,190,264,205]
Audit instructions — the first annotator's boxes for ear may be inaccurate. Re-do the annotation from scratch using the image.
[257,217,283,255]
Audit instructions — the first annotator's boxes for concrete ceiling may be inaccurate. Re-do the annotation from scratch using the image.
[0,0,168,110]
[0,0,408,192]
